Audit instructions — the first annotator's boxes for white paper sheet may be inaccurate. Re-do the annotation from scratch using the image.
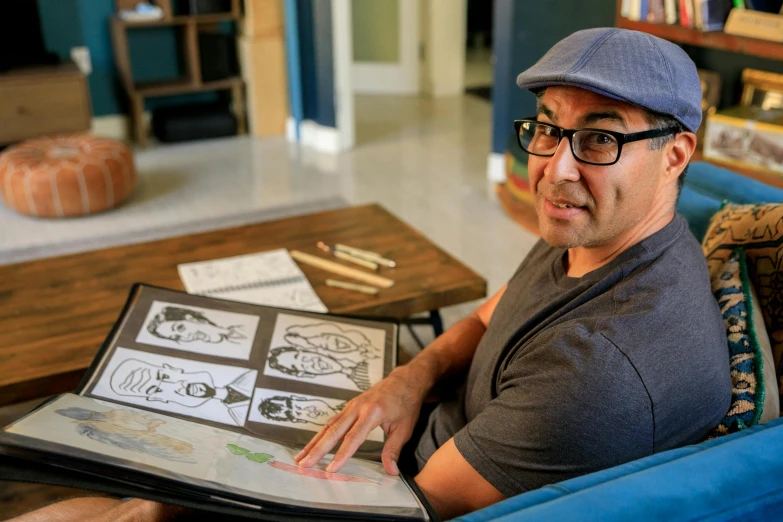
[92,348,257,427]
[263,313,386,392]
[178,249,327,313]
[249,387,384,442]
[136,300,259,360]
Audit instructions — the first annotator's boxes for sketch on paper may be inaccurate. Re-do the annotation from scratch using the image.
[92,348,257,426]
[257,394,345,426]
[55,406,196,463]
[136,301,259,360]
[284,323,382,360]
[248,388,384,442]
[266,347,372,391]
[226,444,379,484]
[177,249,328,313]
[263,314,387,392]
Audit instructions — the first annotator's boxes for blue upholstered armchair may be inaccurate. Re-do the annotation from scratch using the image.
[456,162,783,522]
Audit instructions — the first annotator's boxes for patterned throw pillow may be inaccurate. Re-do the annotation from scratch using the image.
[709,248,766,436]
[702,203,783,416]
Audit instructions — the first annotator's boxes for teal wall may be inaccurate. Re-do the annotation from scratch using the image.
[36,0,221,116]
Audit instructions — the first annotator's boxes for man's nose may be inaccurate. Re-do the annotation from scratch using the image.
[543,136,581,185]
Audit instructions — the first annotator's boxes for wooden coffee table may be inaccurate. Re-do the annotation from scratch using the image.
[0,204,486,407]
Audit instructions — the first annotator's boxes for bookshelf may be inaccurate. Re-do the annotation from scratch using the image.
[110,0,246,147]
[614,2,783,61]
[616,1,783,188]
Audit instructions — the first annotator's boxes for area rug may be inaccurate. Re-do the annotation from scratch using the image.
[0,197,348,265]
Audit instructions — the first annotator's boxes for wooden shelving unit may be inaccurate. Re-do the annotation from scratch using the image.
[615,17,783,61]
[110,0,246,147]
[616,1,783,187]
[615,0,783,61]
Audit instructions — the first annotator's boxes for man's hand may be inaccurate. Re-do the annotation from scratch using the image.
[293,360,434,475]
[293,284,508,475]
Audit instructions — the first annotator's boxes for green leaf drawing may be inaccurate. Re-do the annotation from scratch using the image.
[226,444,249,456]
[246,452,274,464]
[225,444,274,464]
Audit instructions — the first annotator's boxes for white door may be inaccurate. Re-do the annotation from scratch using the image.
[351,0,419,95]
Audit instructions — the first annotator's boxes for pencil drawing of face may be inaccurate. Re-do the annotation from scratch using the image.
[110,359,219,407]
[147,306,246,344]
[257,395,340,425]
[55,406,196,463]
[266,347,371,390]
[267,347,345,377]
[284,323,381,359]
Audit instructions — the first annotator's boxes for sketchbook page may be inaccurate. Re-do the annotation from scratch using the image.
[78,285,396,457]
[0,394,427,520]
[178,249,328,313]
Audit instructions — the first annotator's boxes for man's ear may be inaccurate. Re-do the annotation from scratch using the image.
[665,131,697,185]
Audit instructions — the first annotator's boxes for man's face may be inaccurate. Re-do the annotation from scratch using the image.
[527,86,669,250]
[154,319,228,343]
[276,350,343,375]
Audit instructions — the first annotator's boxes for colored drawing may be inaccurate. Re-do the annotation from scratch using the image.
[226,444,379,484]
[55,407,196,463]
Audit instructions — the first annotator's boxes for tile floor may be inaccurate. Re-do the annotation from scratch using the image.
[0,94,538,332]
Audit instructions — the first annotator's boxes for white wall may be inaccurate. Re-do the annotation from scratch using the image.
[421,0,466,97]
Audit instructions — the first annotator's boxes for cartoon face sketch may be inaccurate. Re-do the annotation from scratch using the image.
[146,306,246,344]
[110,359,218,407]
[267,347,370,391]
[55,407,196,463]
[284,323,381,360]
[258,395,344,425]
[109,359,256,426]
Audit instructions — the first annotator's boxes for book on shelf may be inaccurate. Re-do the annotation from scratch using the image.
[0,284,437,521]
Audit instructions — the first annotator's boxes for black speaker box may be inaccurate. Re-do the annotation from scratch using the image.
[152,102,237,143]
[199,33,239,82]
[190,0,232,14]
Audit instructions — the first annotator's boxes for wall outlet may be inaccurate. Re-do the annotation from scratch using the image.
[71,47,92,75]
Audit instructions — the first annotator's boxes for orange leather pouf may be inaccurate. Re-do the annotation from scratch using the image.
[0,136,136,218]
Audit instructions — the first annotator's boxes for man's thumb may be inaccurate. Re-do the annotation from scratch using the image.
[381,429,409,476]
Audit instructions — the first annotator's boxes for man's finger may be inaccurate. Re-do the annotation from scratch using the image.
[381,425,412,476]
[297,413,358,468]
[294,415,338,462]
[325,412,384,473]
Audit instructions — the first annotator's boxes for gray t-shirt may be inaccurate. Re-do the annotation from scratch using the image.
[414,214,731,497]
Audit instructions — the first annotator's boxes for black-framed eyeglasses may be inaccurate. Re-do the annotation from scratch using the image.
[514,118,680,166]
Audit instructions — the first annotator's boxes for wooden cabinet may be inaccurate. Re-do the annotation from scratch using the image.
[0,63,91,145]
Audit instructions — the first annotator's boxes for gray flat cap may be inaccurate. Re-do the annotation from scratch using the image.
[516,28,702,133]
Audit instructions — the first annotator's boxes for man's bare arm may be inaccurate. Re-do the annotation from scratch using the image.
[415,438,505,519]
[294,284,508,474]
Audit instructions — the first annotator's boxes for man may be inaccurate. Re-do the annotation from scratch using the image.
[109,359,254,425]
[293,28,731,519]
[147,306,246,344]
[267,346,371,391]
[258,395,345,426]
[12,27,732,521]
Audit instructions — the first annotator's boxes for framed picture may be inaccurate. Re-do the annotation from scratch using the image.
[740,69,783,110]
[697,69,722,143]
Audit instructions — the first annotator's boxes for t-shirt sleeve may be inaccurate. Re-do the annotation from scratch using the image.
[452,325,654,497]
